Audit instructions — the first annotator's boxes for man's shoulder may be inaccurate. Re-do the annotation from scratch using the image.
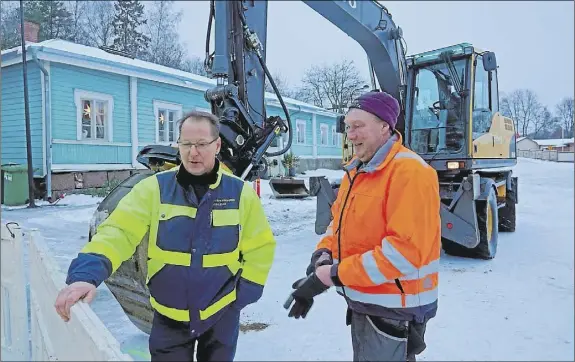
[220,170,249,188]
[392,147,429,169]
[389,147,437,181]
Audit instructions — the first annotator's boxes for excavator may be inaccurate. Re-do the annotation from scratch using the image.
[88,0,518,335]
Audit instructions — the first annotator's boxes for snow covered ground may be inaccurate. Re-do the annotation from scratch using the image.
[1,158,573,361]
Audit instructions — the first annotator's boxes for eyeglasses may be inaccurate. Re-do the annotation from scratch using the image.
[177,137,218,151]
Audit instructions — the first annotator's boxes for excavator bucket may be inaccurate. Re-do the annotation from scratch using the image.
[268,177,310,198]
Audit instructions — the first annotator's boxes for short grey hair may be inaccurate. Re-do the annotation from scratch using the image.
[178,110,220,138]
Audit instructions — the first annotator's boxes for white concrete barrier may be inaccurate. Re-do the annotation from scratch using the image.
[1,222,133,361]
[1,222,30,361]
[518,150,574,163]
[558,152,574,162]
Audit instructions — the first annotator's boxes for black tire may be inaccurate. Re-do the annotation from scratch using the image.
[442,187,499,259]
[498,178,516,232]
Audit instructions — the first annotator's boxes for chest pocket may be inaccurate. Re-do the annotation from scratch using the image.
[211,208,240,254]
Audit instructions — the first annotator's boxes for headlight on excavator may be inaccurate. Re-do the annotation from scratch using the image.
[447,161,465,170]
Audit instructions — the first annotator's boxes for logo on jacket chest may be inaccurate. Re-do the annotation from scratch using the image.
[213,198,236,208]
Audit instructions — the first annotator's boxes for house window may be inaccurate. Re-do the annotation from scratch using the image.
[154,101,182,144]
[296,120,306,144]
[331,126,338,146]
[74,89,114,142]
[320,123,328,145]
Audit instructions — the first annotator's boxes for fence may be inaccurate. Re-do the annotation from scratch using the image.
[1,222,132,361]
[518,149,574,162]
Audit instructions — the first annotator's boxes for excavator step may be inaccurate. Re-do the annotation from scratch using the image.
[268,177,310,198]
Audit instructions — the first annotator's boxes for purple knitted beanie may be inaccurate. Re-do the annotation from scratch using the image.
[349,91,400,130]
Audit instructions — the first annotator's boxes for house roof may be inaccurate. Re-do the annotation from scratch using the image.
[533,138,575,147]
[1,39,338,117]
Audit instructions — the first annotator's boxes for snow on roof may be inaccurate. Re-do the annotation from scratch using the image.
[2,39,337,116]
[533,138,575,147]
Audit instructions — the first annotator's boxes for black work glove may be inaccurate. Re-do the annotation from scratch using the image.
[306,250,333,276]
[284,273,329,319]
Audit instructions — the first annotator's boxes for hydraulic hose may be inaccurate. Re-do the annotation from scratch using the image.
[257,52,293,157]
[236,8,293,157]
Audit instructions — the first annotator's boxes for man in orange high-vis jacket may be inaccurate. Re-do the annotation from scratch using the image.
[285,91,441,362]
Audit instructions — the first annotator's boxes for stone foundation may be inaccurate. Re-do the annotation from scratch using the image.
[41,169,144,199]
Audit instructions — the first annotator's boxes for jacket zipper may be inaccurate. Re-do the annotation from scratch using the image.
[336,169,362,298]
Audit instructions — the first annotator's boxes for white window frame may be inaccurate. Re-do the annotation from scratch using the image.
[74,89,114,142]
[154,100,183,144]
[331,125,338,146]
[296,120,307,144]
[319,123,329,145]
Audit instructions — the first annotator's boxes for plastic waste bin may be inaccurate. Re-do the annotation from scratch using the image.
[1,164,30,206]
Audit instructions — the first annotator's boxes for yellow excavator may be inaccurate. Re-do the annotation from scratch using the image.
[88,0,518,335]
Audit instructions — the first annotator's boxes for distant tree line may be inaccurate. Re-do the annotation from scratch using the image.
[1,1,572,140]
[500,90,574,139]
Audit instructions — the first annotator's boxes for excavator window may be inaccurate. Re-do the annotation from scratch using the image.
[409,59,466,154]
[472,55,493,139]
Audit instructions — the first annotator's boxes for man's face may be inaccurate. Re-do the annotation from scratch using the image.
[178,118,221,175]
[344,108,391,163]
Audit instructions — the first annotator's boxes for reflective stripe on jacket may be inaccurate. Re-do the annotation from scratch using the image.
[316,132,441,323]
[67,165,276,336]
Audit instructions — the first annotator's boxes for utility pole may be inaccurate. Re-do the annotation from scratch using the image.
[19,0,36,208]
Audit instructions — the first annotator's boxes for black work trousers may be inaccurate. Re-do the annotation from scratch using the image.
[149,308,241,361]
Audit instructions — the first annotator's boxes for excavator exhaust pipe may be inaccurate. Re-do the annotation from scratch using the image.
[268,177,310,198]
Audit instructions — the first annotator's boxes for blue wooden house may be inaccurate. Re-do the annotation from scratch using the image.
[1,39,342,198]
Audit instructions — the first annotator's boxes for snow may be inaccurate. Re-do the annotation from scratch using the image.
[1,158,573,361]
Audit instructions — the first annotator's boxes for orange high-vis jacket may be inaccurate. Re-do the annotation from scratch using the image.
[316,133,441,322]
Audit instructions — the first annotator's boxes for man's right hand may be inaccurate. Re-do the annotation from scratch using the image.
[54,281,97,322]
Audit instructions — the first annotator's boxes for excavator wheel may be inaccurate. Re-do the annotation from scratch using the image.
[442,187,499,260]
[89,172,154,335]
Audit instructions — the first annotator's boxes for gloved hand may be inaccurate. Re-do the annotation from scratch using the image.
[306,250,333,276]
[284,273,329,319]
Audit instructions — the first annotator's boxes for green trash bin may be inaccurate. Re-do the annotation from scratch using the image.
[1,164,31,206]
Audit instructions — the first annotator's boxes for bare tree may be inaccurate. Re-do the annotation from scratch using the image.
[265,71,294,98]
[500,89,542,136]
[180,56,208,76]
[63,0,90,45]
[0,1,20,50]
[555,97,574,138]
[141,0,185,69]
[83,1,115,47]
[531,106,557,138]
[297,59,367,112]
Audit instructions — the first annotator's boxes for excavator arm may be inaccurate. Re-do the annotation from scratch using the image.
[203,0,407,181]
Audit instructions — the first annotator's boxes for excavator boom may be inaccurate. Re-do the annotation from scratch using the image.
[204,0,407,180]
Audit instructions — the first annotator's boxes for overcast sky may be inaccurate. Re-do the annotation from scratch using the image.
[175,1,574,108]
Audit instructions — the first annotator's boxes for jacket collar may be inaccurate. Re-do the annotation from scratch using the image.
[344,131,403,174]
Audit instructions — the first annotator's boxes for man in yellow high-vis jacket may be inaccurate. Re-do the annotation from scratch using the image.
[55,110,276,361]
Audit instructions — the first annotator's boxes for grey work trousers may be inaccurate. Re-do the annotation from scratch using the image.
[349,310,428,362]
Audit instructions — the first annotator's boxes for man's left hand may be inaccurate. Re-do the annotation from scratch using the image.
[315,264,334,287]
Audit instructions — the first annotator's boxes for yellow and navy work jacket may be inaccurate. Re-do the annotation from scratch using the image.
[66,166,276,337]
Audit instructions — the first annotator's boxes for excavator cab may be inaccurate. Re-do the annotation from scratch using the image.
[403,43,517,172]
